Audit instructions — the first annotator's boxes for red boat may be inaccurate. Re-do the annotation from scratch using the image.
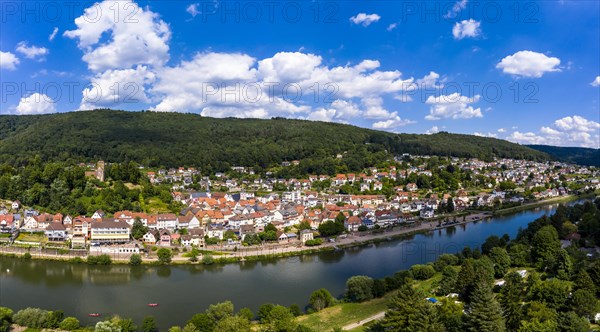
[147,303,159,307]
[88,313,101,317]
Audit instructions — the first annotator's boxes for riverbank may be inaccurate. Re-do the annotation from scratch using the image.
[0,194,594,266]
[490,192,595,215]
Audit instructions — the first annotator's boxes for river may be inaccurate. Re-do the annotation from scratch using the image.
[0,201,584,328]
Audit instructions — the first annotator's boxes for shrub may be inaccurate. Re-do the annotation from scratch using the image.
[346,276,374,302]
[288,305,302,317]
[69,257,84,264]
[13,307,48,328]
[202,254,215,265]
[304,239,323,246]
[45,310,64,328]
[0,307,13,332]
[59,317,80,331]
[309,288,335,311]
[409,264,436,280]
[87,254,112,265]
[157,248,173,264]
[22,252,32,260]
[142,316,158,332]
[129,254,142,266]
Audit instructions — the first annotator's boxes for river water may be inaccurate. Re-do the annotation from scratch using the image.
[0,202,581,328]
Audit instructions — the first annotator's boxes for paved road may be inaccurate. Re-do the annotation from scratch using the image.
[342,311,386,330]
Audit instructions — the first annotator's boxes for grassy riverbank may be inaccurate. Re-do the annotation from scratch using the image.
[490,192,597,216]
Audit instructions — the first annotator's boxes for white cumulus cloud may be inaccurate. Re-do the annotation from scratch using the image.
[452,19,481,40]
[0,51,19,70]
[64,0,171,72]
[80,65,156,110]
[496,51,560,78]
[349,13,381,27]
[425,126,441,134]
[16,42,49,60]
[507,115,600,148]
[425,93,482,120]
[591,76,600,87]
[372,115,414,130]
[16,93,56,114]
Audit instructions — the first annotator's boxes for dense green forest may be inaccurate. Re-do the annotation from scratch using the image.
[0,110,550,171]
[527,145,600,167]
[362,199,600,331]
[0,160,181,216]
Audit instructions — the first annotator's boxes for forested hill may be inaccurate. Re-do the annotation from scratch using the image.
[0,110,550,170]
[527,145,600,167]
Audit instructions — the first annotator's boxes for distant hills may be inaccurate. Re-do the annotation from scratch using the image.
[0,110,573,171]
[527,145,599,167]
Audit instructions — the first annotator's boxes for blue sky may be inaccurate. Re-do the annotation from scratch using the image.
[1,0,599,148]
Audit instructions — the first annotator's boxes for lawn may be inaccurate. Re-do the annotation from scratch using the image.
[16,232,46,243]
[296,296,389,331]
[414,271,445,295]
[145,198,170,213]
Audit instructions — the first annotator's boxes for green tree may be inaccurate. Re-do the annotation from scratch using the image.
[437,299,464,332]
[113,317,137,332]
[141,316,158,332]
[309,288,335,312]
[437,266,458,296]
[129,253,142,266]
[213,316,250,332]
[157,247,173,264]
[318,220,345,237]
[13,307,48,328]
[499,272,524,332]
[489,247,511,278]
[381,284,442,331]
[433,253,459,272]
[262,305,297,332]
[0,307,13,332]
[207,301,234,323]
[95,321,121,332]
[508,244,529,267]
[131,218,148,240]
[531,226,560,268]
[346,275,374,302]
[258,304,275,323]
[464,282,505,332]
[182,323,199,332]
[528,279,570,310]
[288,304,302,317]
[237,307,254,321]
[59,317,80,331]
[557,311,589,332]
[409,264,436,280]
[518,301,558,332]
[455,259,477,302]
[552,249,572,280]
[372,279,387,298]
[570,289,599,319]
[188,313,214,331]
[45,310,64,328]
[573,269,596,294]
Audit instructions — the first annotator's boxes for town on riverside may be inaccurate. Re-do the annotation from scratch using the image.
[0,155,597,263]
